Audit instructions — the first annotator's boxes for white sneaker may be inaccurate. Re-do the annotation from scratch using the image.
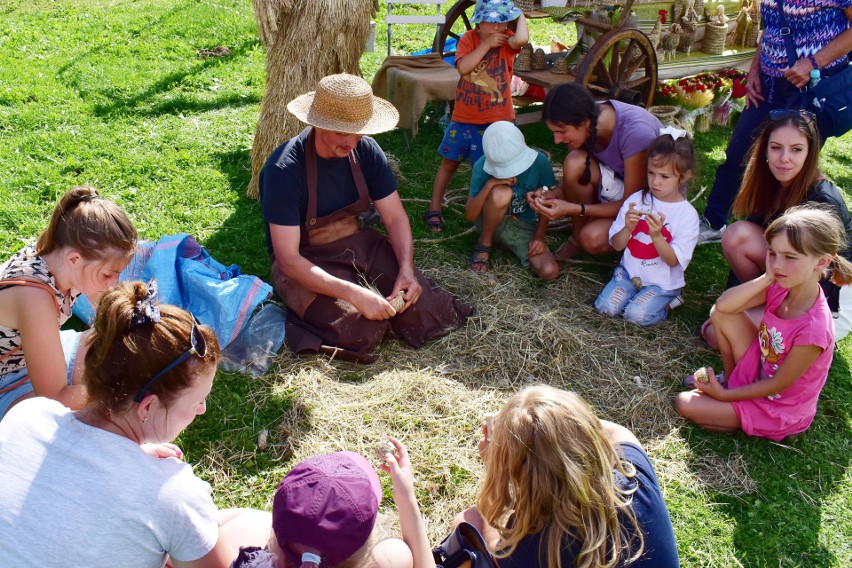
[697,216,725,244]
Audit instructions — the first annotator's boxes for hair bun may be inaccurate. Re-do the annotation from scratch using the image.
[129,280,160,328]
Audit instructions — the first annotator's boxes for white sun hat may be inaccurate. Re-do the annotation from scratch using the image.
[482,121,538,179]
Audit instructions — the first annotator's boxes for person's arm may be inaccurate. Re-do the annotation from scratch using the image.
[784,7,852,88]
[601,419,642,448]
[528,214,550,257]
[714,272,773,314]
[745,43,765,109]
[15,287,87,408]
[171,530,234,568]
[465,177,513,222]
[583,151,649,220]
[610,202,642,251]
[645,211,679,267]
[270,224,396,320]
[508,14,528,49]
[380,437,435,568]
[696,344,823,401]
[373,192,422,311]
[457,32,507,75]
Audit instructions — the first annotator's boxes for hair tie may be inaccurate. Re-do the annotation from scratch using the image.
[300,552,322,566]
[130,279,161,328]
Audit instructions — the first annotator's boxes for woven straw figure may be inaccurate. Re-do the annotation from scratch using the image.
[677,15,698,55]
[733,0,752,48]
[247,0,376,198]
[661,22,681,62]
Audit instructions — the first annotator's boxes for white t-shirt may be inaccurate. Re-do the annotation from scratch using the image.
[608,192,699,290]
[0,398,220,568]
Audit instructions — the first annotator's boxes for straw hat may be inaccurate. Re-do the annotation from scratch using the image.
[287,74,399,135]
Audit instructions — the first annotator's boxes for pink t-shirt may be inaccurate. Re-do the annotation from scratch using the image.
[729,283,835,441]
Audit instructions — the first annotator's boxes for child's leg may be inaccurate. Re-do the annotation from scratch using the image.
[469,184,511,272]
[557,150,600,258]
[710,303,759,376]
[594,266,636,317]
[674,391,742,432]
[493,216,560,280]
[529,251,559,280]
[622,286,681,326]
[430,157,460,214]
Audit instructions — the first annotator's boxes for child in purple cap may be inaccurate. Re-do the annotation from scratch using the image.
[230,437,434,568]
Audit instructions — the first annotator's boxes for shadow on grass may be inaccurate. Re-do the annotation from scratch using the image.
[682,352,852,566]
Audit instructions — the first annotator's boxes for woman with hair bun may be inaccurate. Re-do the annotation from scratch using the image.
[0,280,267,567]
[0,186,137,419]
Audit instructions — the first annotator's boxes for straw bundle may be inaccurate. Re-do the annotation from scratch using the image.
[247,0,376,199]
[514,0,536,11]
[702,22,727,55]
[515,44,533,72]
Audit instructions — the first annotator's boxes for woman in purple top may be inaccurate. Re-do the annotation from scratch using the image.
[528,84,662,259]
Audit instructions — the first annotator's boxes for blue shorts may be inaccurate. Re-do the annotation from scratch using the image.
[437,121,487,164]
[0,329,81,420]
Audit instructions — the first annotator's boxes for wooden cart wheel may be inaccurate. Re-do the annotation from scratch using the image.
[575,28,658,108]
[433,0,476,56]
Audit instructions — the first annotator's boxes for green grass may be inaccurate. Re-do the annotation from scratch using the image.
[2,2,851,566]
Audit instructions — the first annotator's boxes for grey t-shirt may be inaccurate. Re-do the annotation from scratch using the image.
[594,100,662,178]
[0,398,220,568]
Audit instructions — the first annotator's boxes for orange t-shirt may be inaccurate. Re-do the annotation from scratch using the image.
[451,29,519,125]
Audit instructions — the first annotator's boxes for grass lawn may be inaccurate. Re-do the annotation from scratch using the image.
[2,1,851,566]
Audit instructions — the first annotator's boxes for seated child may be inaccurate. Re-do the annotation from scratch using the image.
[676,205,852,441]
[231,439,434,568]
[465,121,558,279]
[595,133,699,325]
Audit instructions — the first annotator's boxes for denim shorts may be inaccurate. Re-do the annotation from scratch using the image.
[437,121,487,164]
[0,329,81,420]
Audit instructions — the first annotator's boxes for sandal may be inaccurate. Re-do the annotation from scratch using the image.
[683,367,726,389]
[555,236,582,261]
[468,244,491,273]
[424,210,444,233]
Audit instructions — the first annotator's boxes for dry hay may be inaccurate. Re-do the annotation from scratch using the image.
[263,257,752,541]
[247,0,376,199]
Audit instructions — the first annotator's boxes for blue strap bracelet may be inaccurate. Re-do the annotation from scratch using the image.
[301,552,322,565]
[808,54,819,70]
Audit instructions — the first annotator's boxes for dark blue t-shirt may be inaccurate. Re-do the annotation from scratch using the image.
[496,442,679,568]
[259,127,397,256]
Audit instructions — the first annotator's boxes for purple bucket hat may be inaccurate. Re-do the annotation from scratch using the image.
[272,451,383,566]
[471,0,523,24]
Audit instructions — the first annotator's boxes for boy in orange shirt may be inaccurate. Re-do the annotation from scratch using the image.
[425,0,528,232]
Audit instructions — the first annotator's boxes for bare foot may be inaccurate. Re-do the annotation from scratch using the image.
[555,237,582,261]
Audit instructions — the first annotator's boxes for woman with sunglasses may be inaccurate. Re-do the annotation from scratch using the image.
[703,110,852,344]
[0,280,268,567]
[695,1,852,245]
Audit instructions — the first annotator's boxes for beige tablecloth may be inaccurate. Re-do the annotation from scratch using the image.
[372,53,459,137]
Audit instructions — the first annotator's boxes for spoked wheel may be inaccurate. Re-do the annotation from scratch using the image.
[432,0,475,57]
[575,28,658,108]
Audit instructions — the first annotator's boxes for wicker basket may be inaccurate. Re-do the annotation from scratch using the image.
[675,85,714,108]
[649,105,679,126]
[531,48,546,70]
[702,22,727,55]
[541,0,567,7]
[515,44,533,72]
[746,24,760,47]
[514,0,536,11]
[552,56,570,74]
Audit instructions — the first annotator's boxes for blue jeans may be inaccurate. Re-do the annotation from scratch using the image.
[704,72,830,229]
[595,266,681,326]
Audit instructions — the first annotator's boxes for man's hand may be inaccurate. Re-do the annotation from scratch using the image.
[390,269,422,313]
[349,286,397,320]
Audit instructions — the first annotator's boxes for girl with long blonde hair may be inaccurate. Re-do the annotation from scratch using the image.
[456,385,678,568]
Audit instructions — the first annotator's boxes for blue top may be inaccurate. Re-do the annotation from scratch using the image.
[495,443,680,568]
[469,151,556,225]
[259,127,397,255]
[760,0,852,78]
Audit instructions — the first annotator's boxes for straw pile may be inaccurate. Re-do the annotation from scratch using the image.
[261,258,755,542]
[247,0,376,199]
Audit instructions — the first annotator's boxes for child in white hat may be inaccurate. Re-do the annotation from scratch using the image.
[465,121,559,279]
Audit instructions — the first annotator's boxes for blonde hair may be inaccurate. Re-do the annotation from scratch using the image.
[765,204,852,286]
[477,386,643,568]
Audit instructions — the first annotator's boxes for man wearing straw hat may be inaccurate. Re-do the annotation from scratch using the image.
[260,73,473,363]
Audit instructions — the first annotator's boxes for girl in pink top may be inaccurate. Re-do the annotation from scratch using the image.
[676,205,852,441]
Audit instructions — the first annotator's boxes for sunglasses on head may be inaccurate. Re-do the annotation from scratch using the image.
[769,108,816,126]
[134,316,207,403]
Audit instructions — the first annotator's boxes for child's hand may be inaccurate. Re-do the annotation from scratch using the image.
[693,367,727,400]
[141,442,184,460]
[645,211,666,237]
[624,203,642,230]
[483,31,509,49]
[378,436,416,501]
[763,250,777,283]
[528,237,547,257]
[495,176,517,187]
